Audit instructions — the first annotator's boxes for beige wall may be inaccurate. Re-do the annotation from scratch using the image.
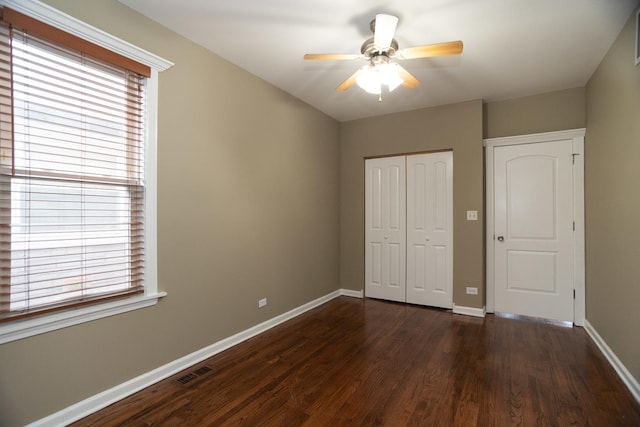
[0,1,341,425]
[585,8,640,382]
[484,87,586,139]
[340,100,485,308]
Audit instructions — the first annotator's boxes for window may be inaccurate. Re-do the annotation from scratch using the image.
[0,2,171,343]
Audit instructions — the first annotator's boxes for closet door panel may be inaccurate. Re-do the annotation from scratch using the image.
[365,156,406,302]
[406,152,453,308]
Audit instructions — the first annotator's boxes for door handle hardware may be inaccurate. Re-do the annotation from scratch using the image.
[497,236,504,242]
[425,237,430,241]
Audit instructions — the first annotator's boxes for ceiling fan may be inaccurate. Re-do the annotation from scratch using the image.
[304,14,463,99]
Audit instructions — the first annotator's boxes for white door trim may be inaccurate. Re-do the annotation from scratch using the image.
[484,128,585,326]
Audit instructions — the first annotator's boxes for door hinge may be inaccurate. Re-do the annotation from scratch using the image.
[573,289,576,299]
[572,153,579,165]
[573,221,575,231]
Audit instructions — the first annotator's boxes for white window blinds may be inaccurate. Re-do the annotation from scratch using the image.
[0,8,150,322]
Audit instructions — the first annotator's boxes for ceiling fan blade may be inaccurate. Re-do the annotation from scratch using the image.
[304,53,361,60]
[396,64,420,89]
[396,40,463,59]
[336,69,361,91]
[373,14,398,49]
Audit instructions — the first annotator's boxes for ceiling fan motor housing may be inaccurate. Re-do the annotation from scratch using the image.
[361,37,399,58]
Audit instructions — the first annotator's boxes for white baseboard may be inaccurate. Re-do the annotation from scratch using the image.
[340,288,363,298]
[452,304,486,318]
[28,289,348,427]
[584,319,640,404]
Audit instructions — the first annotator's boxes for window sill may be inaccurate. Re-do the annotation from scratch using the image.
[0,291,167,344]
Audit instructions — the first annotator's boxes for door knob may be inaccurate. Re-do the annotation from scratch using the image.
[497,236,504,242]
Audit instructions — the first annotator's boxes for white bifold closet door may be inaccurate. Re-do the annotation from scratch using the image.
[365,152,453,308]
[406,152,453,308]
[365,156,406,302]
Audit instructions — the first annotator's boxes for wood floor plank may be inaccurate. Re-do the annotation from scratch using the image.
[72,297,640,426]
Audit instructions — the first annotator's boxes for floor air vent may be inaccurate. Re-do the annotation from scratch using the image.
[176,366,212,385]
[176,373,198,384]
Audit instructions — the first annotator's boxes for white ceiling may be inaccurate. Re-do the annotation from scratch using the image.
[119,0,639,122]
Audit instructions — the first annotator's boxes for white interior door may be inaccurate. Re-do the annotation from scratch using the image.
[406,152,453,308]
[365,156,406,302]
[494,140,574,322]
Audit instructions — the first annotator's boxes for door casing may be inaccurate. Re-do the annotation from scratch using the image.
[484,129,585,326]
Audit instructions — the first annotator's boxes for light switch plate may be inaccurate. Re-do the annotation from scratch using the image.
[467,210,478,221]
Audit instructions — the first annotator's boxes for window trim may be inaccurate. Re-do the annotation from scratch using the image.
[0,0,173,344]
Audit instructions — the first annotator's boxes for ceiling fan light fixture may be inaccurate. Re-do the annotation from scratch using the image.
[356,65,381,94]
[381,63,403,92]
[356,63,404,95]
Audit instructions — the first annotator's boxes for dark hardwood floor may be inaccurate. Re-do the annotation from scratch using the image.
[73,297,640,426]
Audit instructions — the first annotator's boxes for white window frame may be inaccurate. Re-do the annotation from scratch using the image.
[0,0,173,344]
